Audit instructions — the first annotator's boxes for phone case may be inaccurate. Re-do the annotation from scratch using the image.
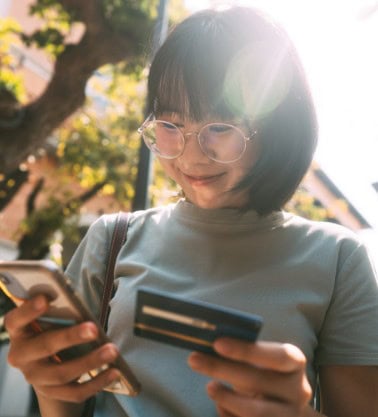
[0,260,141,396]
[134,287,263,355]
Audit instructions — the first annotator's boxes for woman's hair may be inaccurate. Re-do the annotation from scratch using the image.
[147,6,318,215]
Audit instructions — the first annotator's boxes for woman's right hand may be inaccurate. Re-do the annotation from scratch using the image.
[4,294,121,404]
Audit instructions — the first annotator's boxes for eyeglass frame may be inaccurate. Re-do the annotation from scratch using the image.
[138,113,258,164]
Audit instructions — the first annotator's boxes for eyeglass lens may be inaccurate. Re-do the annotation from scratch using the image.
[142,121,246,163]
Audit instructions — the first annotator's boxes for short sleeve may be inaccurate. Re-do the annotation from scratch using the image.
[64,214,118,320]
[316,241,378,365]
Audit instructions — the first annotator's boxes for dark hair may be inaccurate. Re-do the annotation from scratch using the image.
[147,7,318,215]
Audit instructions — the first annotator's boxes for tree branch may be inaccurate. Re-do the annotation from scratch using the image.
[67,180,106,209]
[56,0,107,34]
[27,177,44,215]
[0,0,151,175]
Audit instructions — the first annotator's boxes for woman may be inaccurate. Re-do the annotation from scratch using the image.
[5,6,378,417]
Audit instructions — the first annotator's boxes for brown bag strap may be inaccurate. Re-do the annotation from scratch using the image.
[99,211,130,330]
[82,212,129,417]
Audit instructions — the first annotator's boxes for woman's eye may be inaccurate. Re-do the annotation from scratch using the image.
[161,122,178,130]
[209,124,231,133]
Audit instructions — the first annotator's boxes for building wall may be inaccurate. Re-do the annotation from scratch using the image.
[0,0,11,16]
[7,0,52,97]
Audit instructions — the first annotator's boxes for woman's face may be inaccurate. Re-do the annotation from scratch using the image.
[157,113,259,209]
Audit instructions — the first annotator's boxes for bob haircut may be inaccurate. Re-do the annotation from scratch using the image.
[147,7,318,215]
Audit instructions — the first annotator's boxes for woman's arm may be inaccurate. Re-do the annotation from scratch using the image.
[319,365,378,417]
[36,398,85,417]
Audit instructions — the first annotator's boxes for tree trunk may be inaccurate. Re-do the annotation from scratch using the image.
[0,0,140,176]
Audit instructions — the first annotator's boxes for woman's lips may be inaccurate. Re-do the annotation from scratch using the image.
[182,172,224,186]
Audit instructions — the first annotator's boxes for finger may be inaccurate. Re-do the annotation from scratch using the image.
[214,339,307,373]
[207,380,300,417]
[22,343,119,386]
[216,403,237,417]
[188,351,312,403]
[212,340,311,403]
[8,321,98,366]
[4,295,48,339]
[36,367,121,404]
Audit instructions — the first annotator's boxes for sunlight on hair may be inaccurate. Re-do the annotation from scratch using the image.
[222,43,292,121]
[213,3,233,11]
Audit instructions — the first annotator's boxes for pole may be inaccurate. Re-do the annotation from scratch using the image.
[132,0,169,211]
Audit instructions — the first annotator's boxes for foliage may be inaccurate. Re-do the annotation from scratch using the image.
[0,70,25,101]
[0,17,21,37]
[286,187,336,222]
[0,18,26,101]
[102,0,158,33]
[19,196,74,256]
[21,0,160,58]
[29,0,73,22]
[58,63,145,198]
[20,28,65,56]
[21,1,73,57]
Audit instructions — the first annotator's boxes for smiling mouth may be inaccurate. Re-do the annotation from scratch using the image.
[183,172,224,185]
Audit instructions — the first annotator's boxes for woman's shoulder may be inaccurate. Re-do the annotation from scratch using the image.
[283,211,362,240]
[283,213,377,275]
[282,211,368,258]
[89,204,176,233]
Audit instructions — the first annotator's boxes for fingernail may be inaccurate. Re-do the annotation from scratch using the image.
[188,352,204,369]
[106,369,121,385]
[213,338,232,355]
[80,324,97,339]
[207,380,219,398]
[33,296,46,311]
[100,345,118,362]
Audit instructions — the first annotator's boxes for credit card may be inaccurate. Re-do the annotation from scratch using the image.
[134,288,263,355]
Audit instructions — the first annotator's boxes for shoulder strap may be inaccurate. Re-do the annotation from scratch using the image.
[99,211,130,330]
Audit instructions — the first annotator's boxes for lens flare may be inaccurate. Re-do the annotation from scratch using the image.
[222,42,293,121]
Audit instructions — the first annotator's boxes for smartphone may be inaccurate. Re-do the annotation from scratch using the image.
[0,260,141,396]
[134,287,263,355]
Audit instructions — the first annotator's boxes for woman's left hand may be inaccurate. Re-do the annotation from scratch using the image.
[188,338,313,417]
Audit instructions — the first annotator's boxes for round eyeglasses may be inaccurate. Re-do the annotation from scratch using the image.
[138,114,257,164]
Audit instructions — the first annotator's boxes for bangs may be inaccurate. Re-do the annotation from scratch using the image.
[148,19,239,121]
[148,8,294,125]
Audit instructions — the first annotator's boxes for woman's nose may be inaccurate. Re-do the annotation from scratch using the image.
[179,131,208,162]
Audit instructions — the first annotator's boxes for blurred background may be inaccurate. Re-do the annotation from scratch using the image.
[0,1,377,415]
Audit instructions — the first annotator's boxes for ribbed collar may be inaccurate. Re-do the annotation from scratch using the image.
[171,199,286,232]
